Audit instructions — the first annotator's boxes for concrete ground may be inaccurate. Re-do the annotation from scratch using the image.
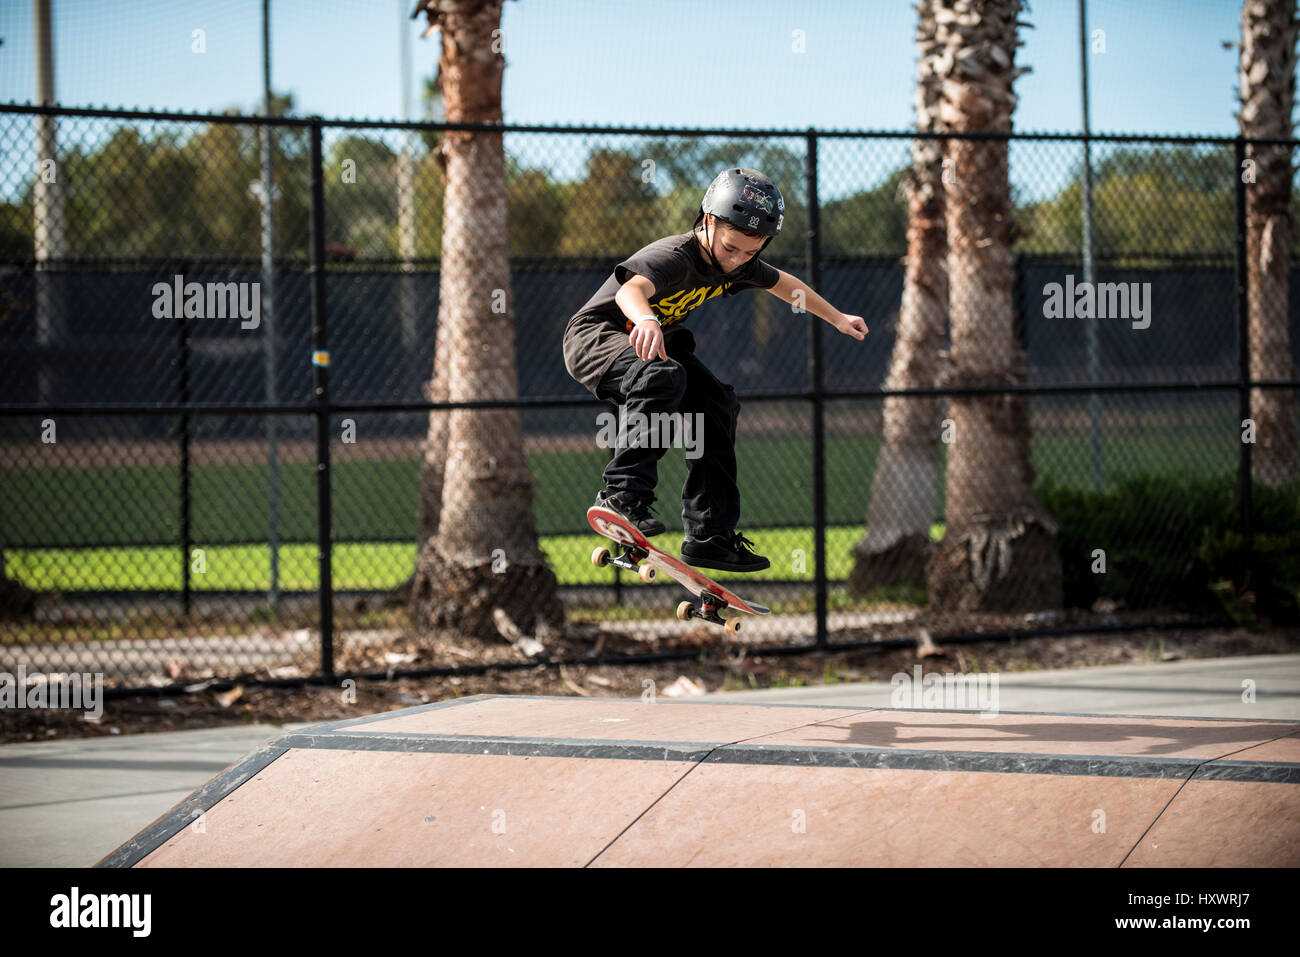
[0,723,314,868]
[705,652,1300,719]
[2,653,1296,867]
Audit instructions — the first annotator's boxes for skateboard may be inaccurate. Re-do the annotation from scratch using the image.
[587,505,771,635]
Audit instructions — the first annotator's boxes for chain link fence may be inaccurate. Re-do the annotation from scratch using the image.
[1,105,1297,692]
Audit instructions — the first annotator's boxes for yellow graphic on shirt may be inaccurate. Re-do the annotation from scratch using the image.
[624,283,733,331]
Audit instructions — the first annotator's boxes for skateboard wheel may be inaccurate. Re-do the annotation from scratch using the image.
[637,564,656,584]
[676,600,695,621]
[591,546,611,568]
[724,616,742,636]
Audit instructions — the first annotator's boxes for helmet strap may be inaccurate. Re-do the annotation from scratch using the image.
[697,214,742,280]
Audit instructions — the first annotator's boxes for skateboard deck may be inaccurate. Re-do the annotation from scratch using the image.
[587,505,770,634]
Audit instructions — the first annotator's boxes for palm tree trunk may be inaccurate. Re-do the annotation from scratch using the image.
[850,0,947,593]
[416,324,451,543]
[1241,0,1298,486]
[927,0,1063,612]
[0,516,36,619]
[408,0,562,639]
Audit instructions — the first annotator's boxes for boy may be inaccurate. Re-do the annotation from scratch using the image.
[563,167,868,572]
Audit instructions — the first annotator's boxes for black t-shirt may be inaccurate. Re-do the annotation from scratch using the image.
[562,231,780,394]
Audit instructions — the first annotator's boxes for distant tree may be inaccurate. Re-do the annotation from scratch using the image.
[324,134,402,257]
[412,148,447,258]
[1017,147,1235,261]
[506,159,566,255]
[0,195,34,258]
[821,168,909,255]
[11,93,310,263]
[636,138,805,201]
[629,137,807,256]
[557,148,662,255]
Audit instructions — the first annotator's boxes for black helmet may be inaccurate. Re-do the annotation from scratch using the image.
[697,168,784,237]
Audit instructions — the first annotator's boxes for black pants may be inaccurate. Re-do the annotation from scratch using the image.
[594,328,740,540]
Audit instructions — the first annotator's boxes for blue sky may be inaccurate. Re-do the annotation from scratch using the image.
[0,0,1281,206]
[0,0,1258,135]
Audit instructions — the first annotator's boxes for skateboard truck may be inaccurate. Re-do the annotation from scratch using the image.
[676,591,743,636]
[587,506,766,636]
[591,546,743,635]
[591,544,657,584]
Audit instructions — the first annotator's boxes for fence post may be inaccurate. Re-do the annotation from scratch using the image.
[309,117,335,682]
[1233,136,1252,551]
[178,261,191,617]
[805,129,828,650]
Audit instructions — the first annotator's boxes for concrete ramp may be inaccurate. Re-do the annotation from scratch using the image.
[98,695,1300,867]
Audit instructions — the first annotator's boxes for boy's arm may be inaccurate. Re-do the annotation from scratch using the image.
[767,269,868,340]
[614,274,669,361]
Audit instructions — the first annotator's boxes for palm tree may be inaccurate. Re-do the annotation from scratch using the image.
[416,320,452,544]
[926,0,1063,612]
[414,63,450,548]
[407,0,562,639]
[1240,0,1298,486]
[0,520,36,619]
[850,0,947,593]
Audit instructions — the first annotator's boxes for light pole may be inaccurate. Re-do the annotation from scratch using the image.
[398,0,418,357]
[1080,0,1102,488]
[259,0,281,609]
[33,0,65,406]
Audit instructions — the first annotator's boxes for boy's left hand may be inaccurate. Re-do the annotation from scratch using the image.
[836,314,869,340]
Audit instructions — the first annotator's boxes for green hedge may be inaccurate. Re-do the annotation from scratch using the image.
[1037,473,1300,625]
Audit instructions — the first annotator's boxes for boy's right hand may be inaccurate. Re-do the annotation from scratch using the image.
[629,316,668,361]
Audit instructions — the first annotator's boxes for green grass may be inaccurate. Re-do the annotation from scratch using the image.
[5,523,946,592]
[2,415,1239,593]
[2,425,1236,546]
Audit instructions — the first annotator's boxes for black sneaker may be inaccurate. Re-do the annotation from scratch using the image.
[681,531,770,572]
[594,490,666,538]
